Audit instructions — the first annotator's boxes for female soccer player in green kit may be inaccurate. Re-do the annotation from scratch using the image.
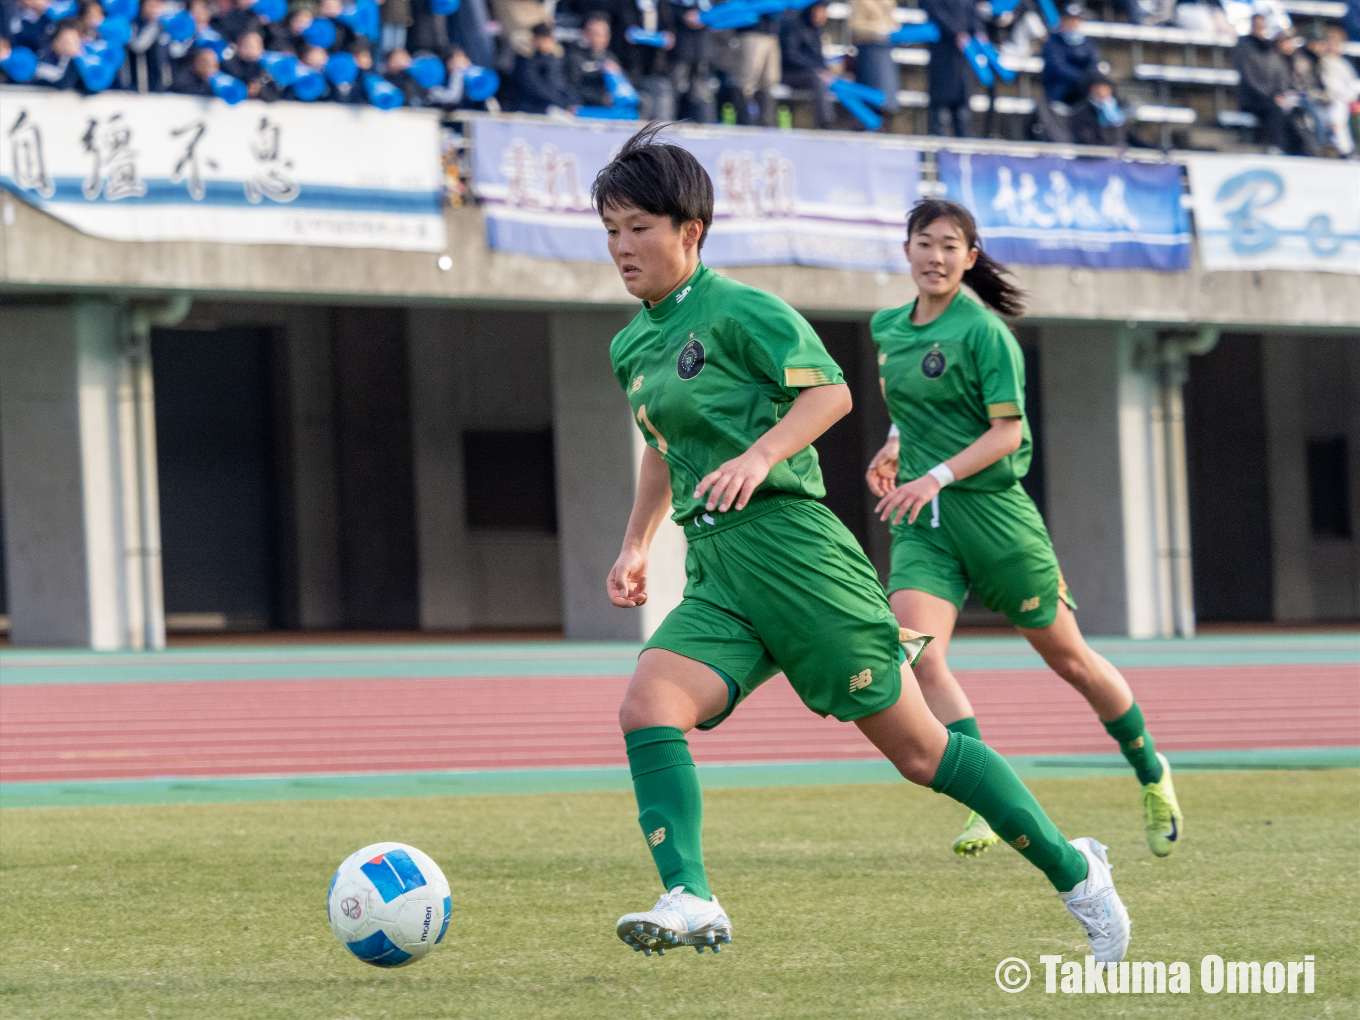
[596,126,1129,963]
[866,199,1184,861]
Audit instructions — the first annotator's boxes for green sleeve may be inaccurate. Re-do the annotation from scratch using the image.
[973,318,1027,419]
[730,293,845,399]
[608,335,631,394]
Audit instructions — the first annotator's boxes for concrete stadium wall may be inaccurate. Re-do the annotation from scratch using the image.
[1,195,1357,646]
[3,193,1359,329]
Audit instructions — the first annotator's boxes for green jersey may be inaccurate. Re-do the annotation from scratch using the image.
[610,263,845,524]
[871,291,1031,493]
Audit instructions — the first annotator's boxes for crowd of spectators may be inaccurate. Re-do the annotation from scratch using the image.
[2,0,1358,156]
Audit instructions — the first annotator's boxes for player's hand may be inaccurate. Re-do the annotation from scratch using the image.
[865,437,900,497]
[607,545,649,608]
[694,448,773,513]
[876,474,942,526]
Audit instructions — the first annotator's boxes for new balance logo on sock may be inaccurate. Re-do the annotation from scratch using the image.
[849,669,873,692]
[646,827,666,848]
[1009,834,1030,850]
[1127,736,1145,749]
[1020,596,1041,613]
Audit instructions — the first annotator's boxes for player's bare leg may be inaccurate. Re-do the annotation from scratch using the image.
[1020,603,1183,856]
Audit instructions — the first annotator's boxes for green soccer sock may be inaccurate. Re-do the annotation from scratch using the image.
[945,716,982,741]
[1102,702,1163,785]
[624,726,711,901]
[930,732,1089,892]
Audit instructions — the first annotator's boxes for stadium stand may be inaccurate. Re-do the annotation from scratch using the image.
[2,0,1355,155]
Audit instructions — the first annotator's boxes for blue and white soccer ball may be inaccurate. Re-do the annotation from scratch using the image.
[327,842,452,967]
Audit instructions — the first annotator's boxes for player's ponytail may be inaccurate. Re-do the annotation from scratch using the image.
[906,199,1027,318]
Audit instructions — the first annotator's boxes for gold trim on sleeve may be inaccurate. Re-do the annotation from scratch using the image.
[637,405,668,456]
[784,367,832,387]
[988,401,1023,419]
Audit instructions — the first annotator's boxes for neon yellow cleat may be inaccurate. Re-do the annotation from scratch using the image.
[952,810,1002,857]
[1141,752,1184,857]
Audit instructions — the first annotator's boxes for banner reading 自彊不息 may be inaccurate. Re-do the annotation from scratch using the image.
[469,118,921,272]
[937,151,1191,272]
[1184,153,1360,275]
[0,86,446,252]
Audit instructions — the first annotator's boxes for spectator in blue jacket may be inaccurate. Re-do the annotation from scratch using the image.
[212,0,260,43]
[509,21,577,113]
[567,13,626,108]
[9,0,56,51]
[780,1,834,128]
[667,0,715,122]
[120,0,173,91]
[171,45,217,95]
[1345,0,1359,42]
[1041,3,1101,104]
[221,28,280,100]
[922,0,984,136]
[33,19,83,89]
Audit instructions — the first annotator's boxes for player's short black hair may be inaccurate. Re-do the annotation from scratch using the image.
[592,123,714,250]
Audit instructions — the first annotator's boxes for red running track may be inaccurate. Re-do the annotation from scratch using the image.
[2,665,1357,783]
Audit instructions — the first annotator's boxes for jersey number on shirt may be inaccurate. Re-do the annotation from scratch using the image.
[637,405,668,455]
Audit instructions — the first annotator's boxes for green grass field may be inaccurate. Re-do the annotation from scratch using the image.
[2,770,1356,1019]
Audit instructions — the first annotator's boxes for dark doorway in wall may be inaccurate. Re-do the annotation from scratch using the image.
[1015,328,1046,519]
[0,467,7,619]
[1185,334,1274,622]
[153,327,279,629]
[463,429,558,533]
[809,320,870,550]
[332,309,420,630]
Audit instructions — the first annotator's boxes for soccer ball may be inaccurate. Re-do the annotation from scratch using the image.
[327,842,452,967]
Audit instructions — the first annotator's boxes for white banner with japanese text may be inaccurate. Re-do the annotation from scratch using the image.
[0,86,446,252]
[1183,153,1360,275]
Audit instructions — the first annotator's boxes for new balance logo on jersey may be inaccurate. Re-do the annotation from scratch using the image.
[849,669,873,692]
[1020,596,1041,613]
[630,374,644,394]
[1009,834,1030,850]
[647,827,666,848]
[675,285,691,304]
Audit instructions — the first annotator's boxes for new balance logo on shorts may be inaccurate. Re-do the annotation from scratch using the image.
[647,827,666,848]
[849,669,873,693]
[1020,596,1041,613]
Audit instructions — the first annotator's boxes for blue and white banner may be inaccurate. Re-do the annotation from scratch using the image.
[0,86,446,251]
[937,151,1191,272]
[469,118,921,272]
[1184,154,1360,276]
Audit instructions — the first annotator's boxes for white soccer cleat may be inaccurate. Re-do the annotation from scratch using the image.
[1060,837,1131,964]
[615,886,732,956]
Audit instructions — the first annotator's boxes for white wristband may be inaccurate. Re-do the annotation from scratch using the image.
[887,424,900,439]
[928,462,955,487]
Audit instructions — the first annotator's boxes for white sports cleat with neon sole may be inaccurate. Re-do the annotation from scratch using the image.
[615,886,732,956]
[1060,837,1131,964]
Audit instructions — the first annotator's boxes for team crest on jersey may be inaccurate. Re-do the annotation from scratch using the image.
[921,347,947,379]
[677,336,706,380]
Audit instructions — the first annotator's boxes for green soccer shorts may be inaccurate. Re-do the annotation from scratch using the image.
[644,493,907,730]
[886,482,1077,629]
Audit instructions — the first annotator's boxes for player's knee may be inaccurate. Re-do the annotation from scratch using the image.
[1043,644,1097,688]
[912,654,951,692]
[895,749,942,786]
[618,696,651,733]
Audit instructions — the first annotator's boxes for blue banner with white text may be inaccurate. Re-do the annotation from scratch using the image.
[470,118,921,273]
[937,151,1191,272]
